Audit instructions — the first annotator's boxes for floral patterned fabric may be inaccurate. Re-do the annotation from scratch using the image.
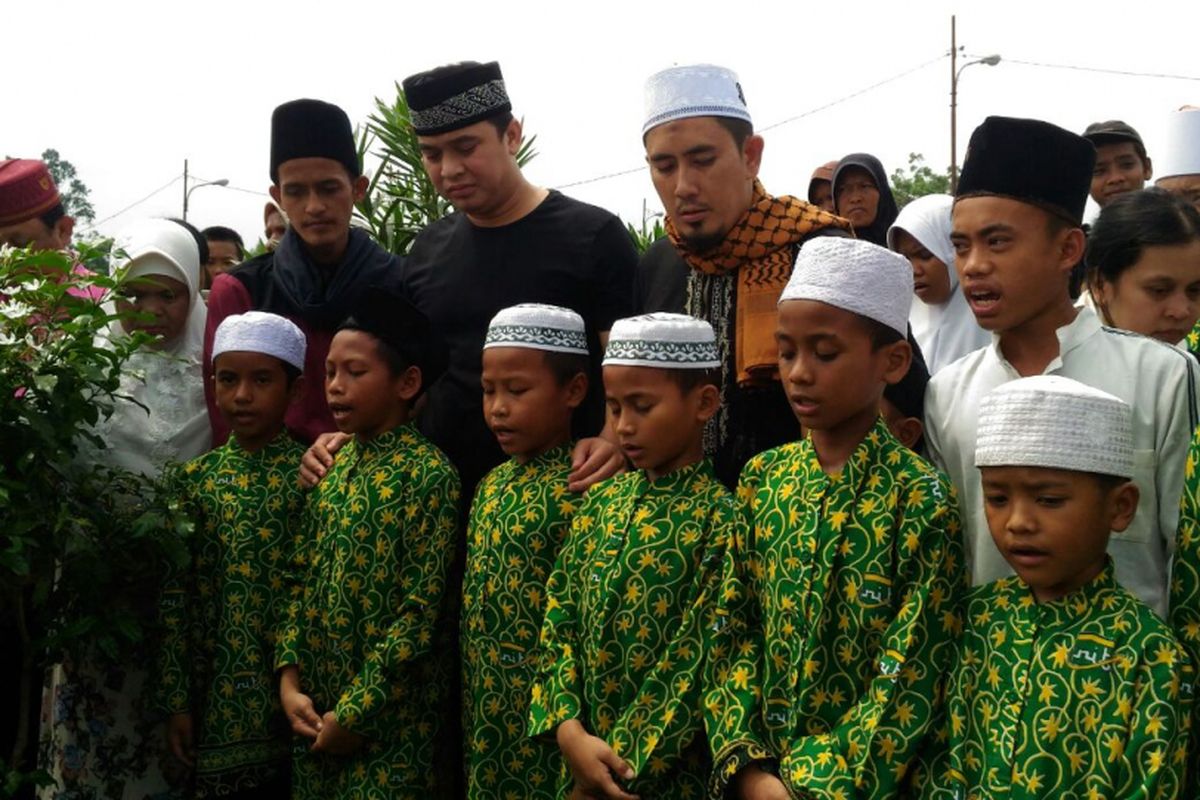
[528,460,737,798]
[913,562,1192,799]
[705,418,965,799]
[461,445,576,799]
[156,432,306,796]
[276,423,460,800]
[1170,427,1200,795]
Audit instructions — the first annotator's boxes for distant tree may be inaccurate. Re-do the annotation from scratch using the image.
[889,152,952,208]
[40,148,96,223]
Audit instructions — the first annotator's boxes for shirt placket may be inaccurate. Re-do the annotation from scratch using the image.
[998,604,1036,791]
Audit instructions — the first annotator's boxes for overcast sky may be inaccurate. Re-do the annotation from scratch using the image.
[6,0,1198,246]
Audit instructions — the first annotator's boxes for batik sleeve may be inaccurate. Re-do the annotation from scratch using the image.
[155,465,200,715]
[785,474,966,799]
[1170,429,1200,795]
[275,484,320,670]
[333,463,460,731]
[527,496,592,738]
[1114,637,1194,800]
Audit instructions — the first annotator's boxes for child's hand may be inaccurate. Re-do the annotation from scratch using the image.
[557,719,639,800]
[279,666,322,739]
[298,432,351,488]
[166,712,195,767]
[312,711,364,756]
[734,765,790,800]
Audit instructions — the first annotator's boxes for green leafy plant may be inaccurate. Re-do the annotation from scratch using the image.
[0,245,193,796]
[626,201,667,255]
[889,152,952,209]
[354,84,538,255]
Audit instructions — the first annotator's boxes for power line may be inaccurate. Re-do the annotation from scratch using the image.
[555,54,948,191]
[83,175,182,231]
[970,55,1200,82]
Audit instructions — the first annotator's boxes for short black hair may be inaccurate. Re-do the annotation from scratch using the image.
[202,225,245,260]
[540,350,590,386]
[662,366,722,395]
[213,351,303,388]
[715,117,753,149]
[487,111,516,137]
[336,323,428,398]
[39,202,66,229]
[1091,134,1150,167]
[858,316,905,351]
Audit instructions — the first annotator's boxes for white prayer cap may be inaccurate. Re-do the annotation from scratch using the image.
[1156,106,1200,181]
[212,311,307,371]
[603,312,720,369]
[484,303,588,355]
[642,64,752,136]
[975,375,1133,479]
[779,237,913,337]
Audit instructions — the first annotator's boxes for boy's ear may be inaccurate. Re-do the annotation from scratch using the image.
[881,339,913,385]
[395,365,423,401]
[288,373,307,405]
[1108,480,1141,533]
[564,371,588,410]
[890,415,924,451]
[694,383,721,423]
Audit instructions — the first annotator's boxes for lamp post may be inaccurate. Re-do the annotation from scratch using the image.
[949,16,1001,192]
[181,158,229,221]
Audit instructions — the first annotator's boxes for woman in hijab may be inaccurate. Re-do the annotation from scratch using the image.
[39,218,211,800]
[833,153,900,246]
[887,194,990,374]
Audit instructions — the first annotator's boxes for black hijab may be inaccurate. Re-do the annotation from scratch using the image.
[833,153,899,246]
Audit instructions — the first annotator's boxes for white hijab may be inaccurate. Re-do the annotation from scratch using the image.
[888,194,991,374]
[92,219,211,477]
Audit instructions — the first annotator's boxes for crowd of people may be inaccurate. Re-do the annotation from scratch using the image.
[3,58,1200,800]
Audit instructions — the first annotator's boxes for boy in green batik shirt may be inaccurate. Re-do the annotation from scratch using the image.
[276,290,460,800]
[462,304,591,799]
[158,311,309,799]
[1168,427,1200,795]
[913,376,1192,799]
[528,312,738,799]
[707,238,965,800]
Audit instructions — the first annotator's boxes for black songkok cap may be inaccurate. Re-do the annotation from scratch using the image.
[402,61,512,136]
[956,115,1096,225]
[338,288,446,391]
[270,99,360,184]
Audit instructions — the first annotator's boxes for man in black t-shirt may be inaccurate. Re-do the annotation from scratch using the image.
[399,60,635,498]
[637,64,850,487]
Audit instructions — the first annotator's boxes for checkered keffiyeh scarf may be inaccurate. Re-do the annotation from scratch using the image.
[666,181,851,386]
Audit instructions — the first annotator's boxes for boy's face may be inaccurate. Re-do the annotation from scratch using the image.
[213,351,298,449]
[603,365,716,481]
[1090,141,1151,208]
[951,196,1083,332]
[325,329,419,440]
[481,346,586,463]
[893,229,953,306]
[981,465,1139,603]
[775,300,910,433]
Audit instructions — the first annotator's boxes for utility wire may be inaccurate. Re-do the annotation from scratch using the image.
[968,55,1200,82]
[556,54,948,190]
[83,175,182,231]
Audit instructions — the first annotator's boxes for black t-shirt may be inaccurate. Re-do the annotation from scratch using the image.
[402,190,637,494]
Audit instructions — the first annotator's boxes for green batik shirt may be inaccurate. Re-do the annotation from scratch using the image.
[914,562,1193,799]
[157,432,306,797]
[1170,427,1200,796]
[462,444,577,799]
[705,418,966,800]
[276,423,460,800]
[528,459,737,798]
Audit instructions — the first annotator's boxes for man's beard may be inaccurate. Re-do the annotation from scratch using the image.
[679,229,727,254]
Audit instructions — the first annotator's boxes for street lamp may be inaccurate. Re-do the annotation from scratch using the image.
[181,158,229,221]
[949,18,1001,191]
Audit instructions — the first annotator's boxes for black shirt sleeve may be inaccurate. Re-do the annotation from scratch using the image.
[589,215,639,331]
[633,237,689,315]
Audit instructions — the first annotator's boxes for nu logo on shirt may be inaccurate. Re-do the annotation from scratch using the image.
[1069,633,1117,671]
[858,574,892,608]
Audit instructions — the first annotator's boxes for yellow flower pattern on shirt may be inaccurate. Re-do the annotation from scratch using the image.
[1170,426,1200,795]
[462,445,577,799]
[705,418,965,800]
[276,424,460,800]
[157,432,305,797]
[528,460,737,798]
[914,563,1192,799]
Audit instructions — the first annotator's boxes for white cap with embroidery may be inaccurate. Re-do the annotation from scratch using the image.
[643,64,752,136]
[484,303,588,355]
[212,310,307,371]
[603,312,720,369]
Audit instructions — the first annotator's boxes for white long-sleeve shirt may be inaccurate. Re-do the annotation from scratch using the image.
[925,306,1198,617]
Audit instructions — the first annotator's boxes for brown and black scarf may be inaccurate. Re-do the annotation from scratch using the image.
[666,180,851,386]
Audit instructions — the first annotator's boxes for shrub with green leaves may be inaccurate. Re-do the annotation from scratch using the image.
[0,244,193,794]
